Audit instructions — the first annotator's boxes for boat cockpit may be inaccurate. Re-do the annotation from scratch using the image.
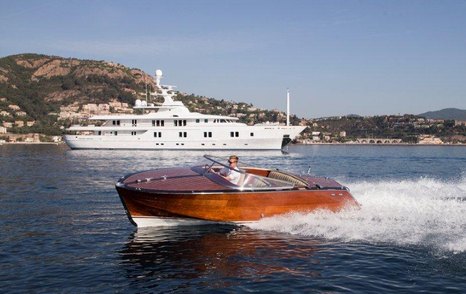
[195,155,310,191]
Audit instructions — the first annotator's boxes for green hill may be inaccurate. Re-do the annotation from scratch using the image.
[419,108,466,121]
[0,53,155,134]
[0,53,298,137]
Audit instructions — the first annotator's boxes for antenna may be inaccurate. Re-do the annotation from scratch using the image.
[145,78,148,103]
[286,89,290,126]
[155,69,163,87]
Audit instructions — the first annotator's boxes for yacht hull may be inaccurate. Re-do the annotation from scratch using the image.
[64,126,304,150]
[115,158,359,227]
[116,183,358,227]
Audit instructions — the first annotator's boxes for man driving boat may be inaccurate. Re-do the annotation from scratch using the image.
[219,155,241,185]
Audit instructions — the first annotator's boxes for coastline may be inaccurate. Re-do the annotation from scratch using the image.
[296,142,466,147]
[0,141,62,145]
[1,141,464,147]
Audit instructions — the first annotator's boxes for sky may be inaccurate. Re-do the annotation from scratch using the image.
[0,0,465,118]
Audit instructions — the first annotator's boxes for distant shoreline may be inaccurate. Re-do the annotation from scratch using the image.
[1,141,464,147]
[0,142,62,145]
[296,143,466,147]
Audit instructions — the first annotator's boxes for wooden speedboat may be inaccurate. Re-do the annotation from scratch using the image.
[116,155,359,227]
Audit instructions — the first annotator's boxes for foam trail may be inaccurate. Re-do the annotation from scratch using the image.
[247,177,466,253]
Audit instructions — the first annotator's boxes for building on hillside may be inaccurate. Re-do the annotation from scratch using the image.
[8,104,21,111]
[418,135,443,144]
[0,110,11,117]
[15,121,24,127]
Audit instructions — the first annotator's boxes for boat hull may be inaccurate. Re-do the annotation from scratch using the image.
[116,186,358,227]
[64,125,304,150]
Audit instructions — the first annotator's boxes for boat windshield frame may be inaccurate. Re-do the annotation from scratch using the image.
[199,154,296,191]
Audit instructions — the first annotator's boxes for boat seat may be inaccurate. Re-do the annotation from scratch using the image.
[267,171,308,188]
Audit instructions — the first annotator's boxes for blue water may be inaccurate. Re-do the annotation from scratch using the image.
[0,144,465,293]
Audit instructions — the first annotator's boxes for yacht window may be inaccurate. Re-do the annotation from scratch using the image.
[174,120,186,127]
[230,131,234,137]
[204,131,212,137]
[179,131,187,138]
[98,131,101,136]
[196,119,200,123]
[220,119,226,123]
[235,131,239,137]
[152,120,156,127]
[250,132,254,137]
[117,120,120,126]
[132,120,137,127]
[205,119,208,123]
[131,131,137,136]
[114,131,118,136]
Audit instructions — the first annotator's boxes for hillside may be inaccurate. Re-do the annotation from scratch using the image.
[0,53,156,135]
[418,108,466,121]
[1,53,464,144]
[0,54,300,138]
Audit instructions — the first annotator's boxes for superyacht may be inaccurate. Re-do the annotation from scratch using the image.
[64,70,305,150]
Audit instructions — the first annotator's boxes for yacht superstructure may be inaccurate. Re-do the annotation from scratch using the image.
[64,70,305,150]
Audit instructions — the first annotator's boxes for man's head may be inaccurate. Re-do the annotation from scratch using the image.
[228,155,239,165]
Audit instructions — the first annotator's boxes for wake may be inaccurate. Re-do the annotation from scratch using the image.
[247,176,466,253]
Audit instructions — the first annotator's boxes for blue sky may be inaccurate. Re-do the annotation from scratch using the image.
[1,0,465,118]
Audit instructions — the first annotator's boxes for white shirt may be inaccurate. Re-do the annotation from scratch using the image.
[219,167,241,185]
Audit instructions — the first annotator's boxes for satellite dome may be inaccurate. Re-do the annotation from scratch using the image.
[155,69,163,77]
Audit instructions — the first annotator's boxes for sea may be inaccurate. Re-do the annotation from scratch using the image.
[0,144,465,293]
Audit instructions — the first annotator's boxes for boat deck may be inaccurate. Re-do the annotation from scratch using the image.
[119,167,347,193]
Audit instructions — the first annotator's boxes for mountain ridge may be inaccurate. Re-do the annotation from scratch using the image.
[418,108,466,121]
[0,53,298,135]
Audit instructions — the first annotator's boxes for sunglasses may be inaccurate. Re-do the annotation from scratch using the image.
[228,160,237,164]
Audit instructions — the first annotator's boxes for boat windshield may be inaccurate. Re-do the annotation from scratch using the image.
[200,154,296,191]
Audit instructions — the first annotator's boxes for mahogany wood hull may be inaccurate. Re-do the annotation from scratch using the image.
[116,186,358,227]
